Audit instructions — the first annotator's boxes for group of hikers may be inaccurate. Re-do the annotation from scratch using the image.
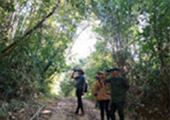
[71,68,130,120]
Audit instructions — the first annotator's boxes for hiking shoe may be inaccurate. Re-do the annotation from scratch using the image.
[80,111,85,116]
[74,111,78,115]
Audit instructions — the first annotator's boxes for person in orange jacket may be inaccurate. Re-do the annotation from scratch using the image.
[92,72,111,120]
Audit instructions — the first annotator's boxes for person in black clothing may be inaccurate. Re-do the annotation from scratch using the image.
[71,69,86,115]
[105,68,130,120]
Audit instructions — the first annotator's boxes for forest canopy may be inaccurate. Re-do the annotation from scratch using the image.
[0,0,169,120]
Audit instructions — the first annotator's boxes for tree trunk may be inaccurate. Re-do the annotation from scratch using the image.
[2,7,57,56]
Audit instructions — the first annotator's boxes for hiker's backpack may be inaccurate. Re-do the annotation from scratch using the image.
[84,82,88,92]
[83,76,88,93]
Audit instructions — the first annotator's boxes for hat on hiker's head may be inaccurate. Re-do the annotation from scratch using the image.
[78,69,84,75]
[97,71,104,75]
[106,68,120,72]
[111,67,120,72]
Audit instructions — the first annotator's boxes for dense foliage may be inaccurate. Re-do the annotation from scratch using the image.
[0,0,169,120]
[0,0,82,99]
[89,1,169,119]
[60,0,170,119]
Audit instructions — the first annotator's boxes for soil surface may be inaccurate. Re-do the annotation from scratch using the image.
[37,98,133,120]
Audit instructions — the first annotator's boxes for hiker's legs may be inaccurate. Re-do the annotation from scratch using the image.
[75,89,84,115]
[110,102,117,120]
[76,95,83,113]
[117,102,124,120]
[99,100,105,120]
[79,95,84,113]
[104,100,110,120]
[76,90,80,113]
[75,95,80,113]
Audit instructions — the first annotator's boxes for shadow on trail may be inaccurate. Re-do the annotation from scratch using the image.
[38,98,100,120]
[38,98,135,120]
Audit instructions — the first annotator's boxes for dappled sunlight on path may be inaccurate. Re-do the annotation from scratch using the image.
[36,98,136,120]
[48,98,100,120]
[36,98,133,120]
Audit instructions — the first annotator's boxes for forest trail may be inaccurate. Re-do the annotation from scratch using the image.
[47,98,100,120]
[38,98,131,120]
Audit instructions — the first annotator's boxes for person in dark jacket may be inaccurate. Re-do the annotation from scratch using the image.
[105,68,130,120]
[71,69,86,115]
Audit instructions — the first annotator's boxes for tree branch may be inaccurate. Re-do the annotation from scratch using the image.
[29,105,45,120]
[2,7,57,56]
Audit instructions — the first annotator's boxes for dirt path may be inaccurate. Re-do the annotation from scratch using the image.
[38,98,132,120]
[47,98,100,120]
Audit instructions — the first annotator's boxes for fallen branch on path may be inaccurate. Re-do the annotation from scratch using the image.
[29,105,45,120]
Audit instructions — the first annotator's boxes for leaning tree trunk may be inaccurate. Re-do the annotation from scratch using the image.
[2,7,57,56]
